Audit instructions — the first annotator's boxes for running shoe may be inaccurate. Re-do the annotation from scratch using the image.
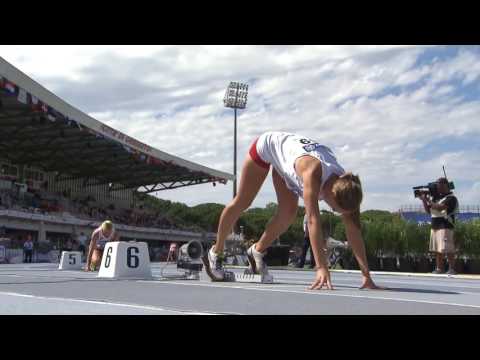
[246,244,270,275]
[203,247,225,281]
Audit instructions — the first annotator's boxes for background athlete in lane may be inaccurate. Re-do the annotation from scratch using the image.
[85,221,120,271]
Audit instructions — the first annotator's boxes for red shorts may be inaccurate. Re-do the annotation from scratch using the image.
[249,138,270,169]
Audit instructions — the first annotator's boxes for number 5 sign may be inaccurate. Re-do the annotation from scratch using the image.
[58,251,83,270]
[98,242,152,279]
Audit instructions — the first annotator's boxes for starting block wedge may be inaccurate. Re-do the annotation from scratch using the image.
[224,270,274,284]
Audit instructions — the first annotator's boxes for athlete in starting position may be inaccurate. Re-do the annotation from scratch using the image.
[85,220,119,271]
[204,131,384,290]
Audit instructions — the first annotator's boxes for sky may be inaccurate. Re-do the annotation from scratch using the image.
[1,45,479,211]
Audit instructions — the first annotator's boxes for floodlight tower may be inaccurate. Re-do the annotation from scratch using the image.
[223,81,248,199]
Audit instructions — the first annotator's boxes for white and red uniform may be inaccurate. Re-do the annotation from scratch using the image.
[249,131,345,198]
[92,227,116,250]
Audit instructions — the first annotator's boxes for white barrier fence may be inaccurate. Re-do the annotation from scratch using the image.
[1,248,59,264]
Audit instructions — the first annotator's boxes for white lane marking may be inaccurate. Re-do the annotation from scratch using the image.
[0,272,100,280]
[273,276,480,291]
[0,291,218,315]
[269,272,480,284]
[265,281,480,296]
[136,280,480,310]
[283,268,480,280]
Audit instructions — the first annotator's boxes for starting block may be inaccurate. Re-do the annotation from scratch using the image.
[59,251,83,270]
[224,269,274,284]
[98,241,152,279]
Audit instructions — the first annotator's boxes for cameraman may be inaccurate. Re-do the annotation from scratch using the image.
[419,178,459,275]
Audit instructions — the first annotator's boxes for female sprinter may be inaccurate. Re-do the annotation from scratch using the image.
[85,220,119,271]
[204,131,383,290]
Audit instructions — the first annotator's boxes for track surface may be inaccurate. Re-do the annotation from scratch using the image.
[1,263,479,315]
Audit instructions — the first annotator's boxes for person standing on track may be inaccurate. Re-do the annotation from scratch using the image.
[23,234,34,263]
[77,232,88,261]
[85,221,119,271]
[419,178,459,275]
[204,131,383,290]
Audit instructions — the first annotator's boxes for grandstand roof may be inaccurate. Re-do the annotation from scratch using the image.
[0,57,234,193]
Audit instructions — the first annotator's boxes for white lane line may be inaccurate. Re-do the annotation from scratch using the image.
[0,291,219,315]
[332,270,480,280]
[271,281,480,296]
[136,280,480,310]
[0,272,101,280]
[272,272,480,285]
[274,276,480,291]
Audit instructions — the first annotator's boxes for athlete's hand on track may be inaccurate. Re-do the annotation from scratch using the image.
[309,267,333,290]
[84,265,90,272]
[360,276,388,290]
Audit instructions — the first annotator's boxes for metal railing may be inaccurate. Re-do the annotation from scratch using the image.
[399,205,480,213]
[0,209,214,238]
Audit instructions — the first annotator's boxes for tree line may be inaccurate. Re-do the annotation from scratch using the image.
[139,194,480,259]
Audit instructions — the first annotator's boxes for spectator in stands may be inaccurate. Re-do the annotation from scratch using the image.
[297,214,316,269]
[71,239,79,251]
[64,237,73,252]
[419,177,459,275]
[1,190,13,209]
[167,242,178,262]
[23,234,34,263]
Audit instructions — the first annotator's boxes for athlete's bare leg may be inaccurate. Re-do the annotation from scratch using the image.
[90,249,103,271]
[214,157,269,254]
[255,168,299,253]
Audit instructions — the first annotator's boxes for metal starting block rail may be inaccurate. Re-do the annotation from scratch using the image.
[224,270,274,284]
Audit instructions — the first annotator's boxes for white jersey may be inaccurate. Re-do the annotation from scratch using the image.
[94,227,116,250]
[256,132,345,198]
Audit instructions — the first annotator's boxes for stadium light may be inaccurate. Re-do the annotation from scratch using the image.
[224,82,248,201]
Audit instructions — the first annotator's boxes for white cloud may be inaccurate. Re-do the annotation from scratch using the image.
[2,45,479,212]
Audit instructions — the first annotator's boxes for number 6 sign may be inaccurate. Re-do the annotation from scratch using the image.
[98,242,152,279]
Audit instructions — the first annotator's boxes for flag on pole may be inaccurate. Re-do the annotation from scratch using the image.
[17,88,28,104]
[123,145,133,153]
[31,96,42,112]
[46,107,63,122]
[150,157,164,166]
[3,80,17,95]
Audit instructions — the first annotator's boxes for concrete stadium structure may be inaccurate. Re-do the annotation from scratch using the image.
[0,56,233,260]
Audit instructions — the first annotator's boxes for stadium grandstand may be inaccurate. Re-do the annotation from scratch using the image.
[399,204,480,224]
[0,56,234,264]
